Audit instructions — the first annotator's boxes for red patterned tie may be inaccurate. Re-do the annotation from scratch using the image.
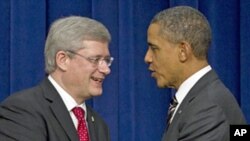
[72,107,90,141]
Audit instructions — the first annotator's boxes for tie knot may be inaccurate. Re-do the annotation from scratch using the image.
[72,107,85,121]
[167,96,178,125]
[170,96,178,107]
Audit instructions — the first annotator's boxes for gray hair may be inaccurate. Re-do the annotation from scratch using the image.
[151,6,212,59]
[45,16,111,73]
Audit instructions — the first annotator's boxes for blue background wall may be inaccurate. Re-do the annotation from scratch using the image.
[1,0,250,141]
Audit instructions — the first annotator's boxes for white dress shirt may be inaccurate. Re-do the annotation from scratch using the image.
[171,65,212,122]
[48,75,88,129]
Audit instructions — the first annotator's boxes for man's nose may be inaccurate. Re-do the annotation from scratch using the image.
[98,62,111,75]
[144,50,152,64]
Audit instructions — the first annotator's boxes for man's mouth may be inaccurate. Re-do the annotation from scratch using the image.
[148,68,156,78]
[151,71,156,77]
[91,76,104,83]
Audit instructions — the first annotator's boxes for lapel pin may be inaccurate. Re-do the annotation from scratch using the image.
[178,110,182,114]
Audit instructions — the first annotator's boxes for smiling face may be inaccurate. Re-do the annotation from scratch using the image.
[144,23,182,89]
[59,40,111,103]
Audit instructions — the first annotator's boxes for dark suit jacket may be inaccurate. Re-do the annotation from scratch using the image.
[0,78,110,141]
[162,70,246,141]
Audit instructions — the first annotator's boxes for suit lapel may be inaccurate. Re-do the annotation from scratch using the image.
[168,70,218,132]
[50,100,79,141]
[41,78,79,141]
[87,106,97,141]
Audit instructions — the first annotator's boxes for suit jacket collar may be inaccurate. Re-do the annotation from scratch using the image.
[87,106,98,141]
[40,78,99,141]
[40,78,79,141]
[168,70,218,129]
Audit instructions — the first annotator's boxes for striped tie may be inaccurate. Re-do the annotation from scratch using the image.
[167,96,178,125]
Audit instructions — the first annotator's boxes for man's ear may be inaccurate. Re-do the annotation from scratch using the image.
[178,41,192,62]
[55,50,69,71]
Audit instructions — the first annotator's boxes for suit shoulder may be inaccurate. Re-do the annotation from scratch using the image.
[1,85,42,105]
[205,79,237,103]
[201,79,246,123]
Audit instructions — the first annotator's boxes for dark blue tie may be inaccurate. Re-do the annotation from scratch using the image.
[167,96,178,125]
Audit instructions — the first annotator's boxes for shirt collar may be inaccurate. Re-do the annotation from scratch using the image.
[175,65,212,104]
[48,75,87,119]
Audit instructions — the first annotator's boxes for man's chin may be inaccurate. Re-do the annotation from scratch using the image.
[156,80,171,89]
[91,90,103,97]
[156,81,165,88]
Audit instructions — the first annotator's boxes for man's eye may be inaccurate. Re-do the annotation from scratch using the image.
[89,57,100,63]
[149,45,158,51]
[151,46,158,51]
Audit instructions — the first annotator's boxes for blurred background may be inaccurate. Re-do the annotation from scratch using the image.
[0,0,250,141]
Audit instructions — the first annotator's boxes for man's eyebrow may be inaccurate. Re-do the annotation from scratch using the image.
[148,42,158,48]
[89,55,111,58]
[148,42,154,46]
